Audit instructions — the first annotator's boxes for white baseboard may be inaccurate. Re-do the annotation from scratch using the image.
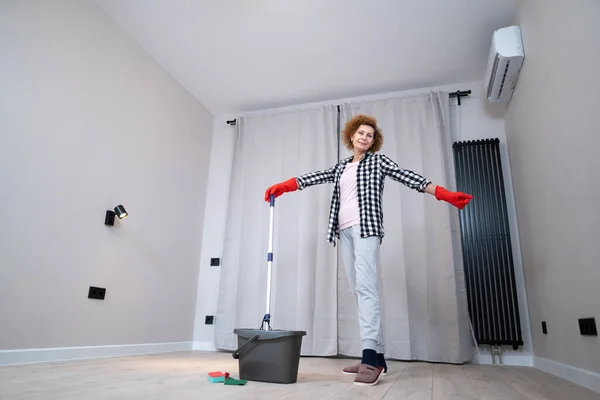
[193,341,217,351]
[535,356,600,394]
[477,352,533,366]
[0,341,193,366]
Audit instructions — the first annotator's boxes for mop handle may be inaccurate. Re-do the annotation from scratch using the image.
[265,194,275,321]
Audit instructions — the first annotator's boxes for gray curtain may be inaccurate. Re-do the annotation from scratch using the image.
[214,93,477,363]
[214,105,340,356]
[336,92,476,363]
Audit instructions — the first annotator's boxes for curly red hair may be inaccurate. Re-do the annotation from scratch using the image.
[341,114,383,153]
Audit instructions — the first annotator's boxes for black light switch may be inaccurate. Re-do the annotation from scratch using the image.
[88,286,106,300]
[210,258,220,266]
[541,321,547,334]
[205,315,214,325]
[579,318,597,336]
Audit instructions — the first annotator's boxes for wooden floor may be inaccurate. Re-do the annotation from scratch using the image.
[0,351,599,400]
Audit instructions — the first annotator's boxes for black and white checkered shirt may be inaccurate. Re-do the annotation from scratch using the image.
[295,152,431,246]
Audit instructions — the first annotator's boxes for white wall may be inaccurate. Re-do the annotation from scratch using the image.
[504,0,600,387]
[0,0,213,363]
[193,80,533,364]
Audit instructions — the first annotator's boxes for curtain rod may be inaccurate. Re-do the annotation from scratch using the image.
[448,89,471,106]
[226,89,471,125]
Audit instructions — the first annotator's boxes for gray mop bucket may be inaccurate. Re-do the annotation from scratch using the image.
[232,194,306,384]
[233,328,306,384]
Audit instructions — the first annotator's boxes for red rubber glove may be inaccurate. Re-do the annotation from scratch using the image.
[264,178,298,201]
[435,186,473,209]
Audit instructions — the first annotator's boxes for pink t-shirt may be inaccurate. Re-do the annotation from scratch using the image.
[338,161,360,230]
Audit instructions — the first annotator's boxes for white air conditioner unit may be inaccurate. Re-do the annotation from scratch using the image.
[484,25,524,103]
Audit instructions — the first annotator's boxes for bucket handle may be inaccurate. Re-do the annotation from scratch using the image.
[232,334,259,359]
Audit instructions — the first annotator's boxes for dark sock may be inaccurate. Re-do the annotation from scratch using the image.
[377,353,387,372]
[361,349,377,368]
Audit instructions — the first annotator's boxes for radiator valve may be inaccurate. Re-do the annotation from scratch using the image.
[491,345,503,365]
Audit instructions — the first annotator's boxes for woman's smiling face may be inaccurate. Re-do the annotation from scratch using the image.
[351,124,375,153]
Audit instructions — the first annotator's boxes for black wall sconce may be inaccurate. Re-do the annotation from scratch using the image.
[105,205,128,226]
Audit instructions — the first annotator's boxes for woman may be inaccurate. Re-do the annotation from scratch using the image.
[264,114,472,387]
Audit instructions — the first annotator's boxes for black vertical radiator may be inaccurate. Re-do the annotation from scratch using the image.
[452,138,523,350]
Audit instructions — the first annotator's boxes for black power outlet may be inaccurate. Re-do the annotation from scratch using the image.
[210,258,220,266]
[88,286,106,300]
[579,318,598,336]
[205,315,214,325]
[542,321,547,334]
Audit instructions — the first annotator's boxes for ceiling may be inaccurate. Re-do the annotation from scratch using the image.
[94,0,517,115]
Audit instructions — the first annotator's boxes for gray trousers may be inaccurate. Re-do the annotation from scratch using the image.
[340,225,385,353]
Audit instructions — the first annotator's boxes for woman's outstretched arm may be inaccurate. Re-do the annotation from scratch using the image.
[264,163,338,201]
[381,154,472,209]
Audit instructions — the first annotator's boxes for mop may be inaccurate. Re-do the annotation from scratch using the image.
[231,194,306,384]
[260,193,276,332]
